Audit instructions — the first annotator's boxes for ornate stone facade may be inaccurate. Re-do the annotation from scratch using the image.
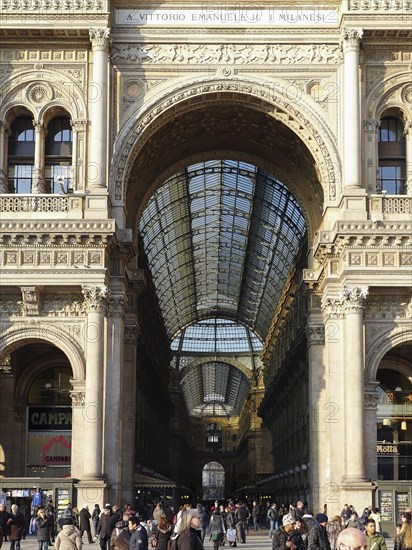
[0,0,411,520]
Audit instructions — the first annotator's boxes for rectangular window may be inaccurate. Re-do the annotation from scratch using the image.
[45,164,72,193]
[379,166,405,194]
[8,164,33,193]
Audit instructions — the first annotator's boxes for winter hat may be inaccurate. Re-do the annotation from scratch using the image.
[282,514,295,526]
[315,513,328,524]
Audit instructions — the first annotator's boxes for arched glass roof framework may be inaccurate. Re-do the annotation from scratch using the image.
[181,362,250,417]
[139,160,307,343]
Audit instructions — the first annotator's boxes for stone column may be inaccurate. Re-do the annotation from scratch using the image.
[364,382,379,481]
[306,316,327,509]
[341,287,368,482]
[104,293,126,503]
[121,322,139,504]
[88,29,110,190]
[0,121,9,193]
[70,119,87,191]
[341,28,363,189]
[363,119,380,193]
[32,120,46,193]
[404,121,412,195]
[82,285,108,478]
[70,380,86,478]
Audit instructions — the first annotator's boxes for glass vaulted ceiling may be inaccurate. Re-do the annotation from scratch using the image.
[139,160,306,342]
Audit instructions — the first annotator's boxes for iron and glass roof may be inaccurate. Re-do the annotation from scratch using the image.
[171,318,262,354]
[180,361,250,417]
[139,160,306,342]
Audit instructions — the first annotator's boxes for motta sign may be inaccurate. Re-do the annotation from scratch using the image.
[116,8,339,27]
[377,443,399,455]
[28,407,72,431]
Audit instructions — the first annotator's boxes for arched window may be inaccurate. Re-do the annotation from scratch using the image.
[378,116,406,194]
[45,116,72,193]
[8,116,35,193]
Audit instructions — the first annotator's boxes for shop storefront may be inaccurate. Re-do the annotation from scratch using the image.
[374,482,412,537]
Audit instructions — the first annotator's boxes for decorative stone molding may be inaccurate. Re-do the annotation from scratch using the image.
[0,0,104,11]
[41,295,86,317]
[71,119,88,132]
[90,28,111,52]
[349,0,412,10]
[0,220,115,233]
[82,286,109,313]
[341,287,369,313]
[0,296,21,316]
[124,324,139,344]
[321,295,345,319]
[70,391,86,407]
[112,75,341,204]
[305,323,325,346]
[21,286,41,316]
[27,82,53,104]
[0,355,13,377]
[363,119,380,132]
[107,295,127,318]
[364,391,379,409]
[112,43,341,65]
[365,295,412,319]
[340,29,363,52]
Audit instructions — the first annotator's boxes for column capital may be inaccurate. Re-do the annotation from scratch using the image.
[70,119,88,132]
[124,323,140,344]
[305,323,325,346]
[364,386,379,410]
[403,120,412,136]
[341,286,369,313]
[82,285,109,313]
[108,294,127,318]
[363,119,380,133]
[32,119,46,134]
[89,28,111,52]
[340,28,363,52]
[321,295,345,320]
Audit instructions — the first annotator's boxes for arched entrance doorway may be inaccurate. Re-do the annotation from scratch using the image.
[202,462,225,501]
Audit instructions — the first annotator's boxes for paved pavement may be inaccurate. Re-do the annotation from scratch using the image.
[9,530,395,550]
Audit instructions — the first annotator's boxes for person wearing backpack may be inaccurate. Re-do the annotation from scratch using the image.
[268,504,279,540]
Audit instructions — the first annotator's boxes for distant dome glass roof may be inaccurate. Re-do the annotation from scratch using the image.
[171,318,263,354]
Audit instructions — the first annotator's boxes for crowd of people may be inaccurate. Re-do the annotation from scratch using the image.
[0,499,412,550]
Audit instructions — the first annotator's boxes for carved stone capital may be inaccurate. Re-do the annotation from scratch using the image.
[321,295,345,320]
[363,119,380,133]
[0,354,13,378]
[364,384,380,409]
[403,120,412,137]
[32,119,46,135]
[340,28,363,52]
[124,323,139,344]
[14,405,25,422]
[82,285,109,313]
[21,286,41,316]
[70,119,88,133]
[305,323,325,346]
[89,28,111,52]
[108,295,127,318]
[341,287,369,314]
[70,391,85,407]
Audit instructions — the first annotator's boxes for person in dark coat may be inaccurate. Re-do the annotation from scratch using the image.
[98,506,114,550]
[7,505,25,550]
[45,502,56,544]
[154,517,172,550]
[79,506,93,544]
[172,509,204,550]
[128,517,148,550]
[36,508,50,550]
[307,514,331,550]
[92,506,101,539]
[0,504,10,549]
[272,514,305,550]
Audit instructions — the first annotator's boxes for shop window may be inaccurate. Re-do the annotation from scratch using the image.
[378,116,406,194]
[45,117,72,193]
[8,116,35,193]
